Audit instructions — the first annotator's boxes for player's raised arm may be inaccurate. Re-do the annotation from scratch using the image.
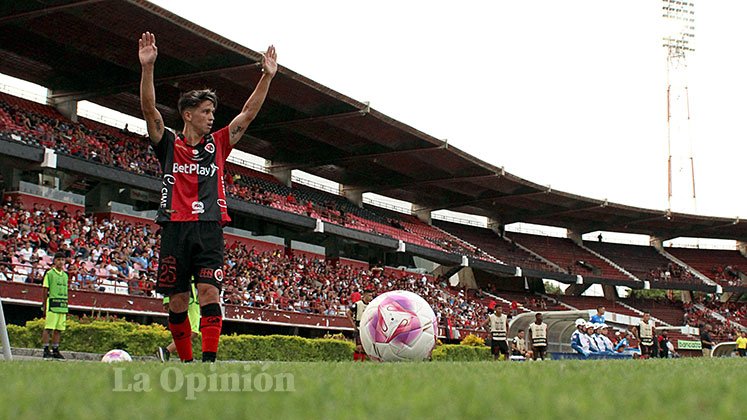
[228,45,277,146]
[139,32,165,144]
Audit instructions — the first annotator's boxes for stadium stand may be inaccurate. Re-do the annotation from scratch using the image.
[507,232,631,280]
[0,197,492,329]
[434,220,560,272]
[666,247,746,287]
[584,240,701,285]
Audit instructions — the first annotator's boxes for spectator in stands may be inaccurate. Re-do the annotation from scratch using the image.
[700,324,715,358]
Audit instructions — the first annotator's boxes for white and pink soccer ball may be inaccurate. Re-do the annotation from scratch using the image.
[359,290,438,362]
[101,349,132,363]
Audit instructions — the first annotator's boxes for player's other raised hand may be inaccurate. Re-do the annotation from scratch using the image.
[139,32,158,67]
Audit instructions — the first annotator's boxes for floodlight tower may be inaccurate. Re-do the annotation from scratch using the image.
[662,0,696,213]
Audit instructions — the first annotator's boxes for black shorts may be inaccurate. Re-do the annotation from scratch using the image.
[156,222,224,295]
[491,339,509,355]
[533,345,547,356]
[640,343,655,356]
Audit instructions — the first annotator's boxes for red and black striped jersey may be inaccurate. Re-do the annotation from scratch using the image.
[152,127,232,224]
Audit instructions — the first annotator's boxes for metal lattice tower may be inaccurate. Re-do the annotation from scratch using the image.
[662,0,696,213]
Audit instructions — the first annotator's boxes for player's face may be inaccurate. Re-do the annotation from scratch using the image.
[54,257,64,269]
[184,100,215,135]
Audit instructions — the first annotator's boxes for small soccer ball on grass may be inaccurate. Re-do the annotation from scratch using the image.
[101,349,132,363]
[359,290,438,361]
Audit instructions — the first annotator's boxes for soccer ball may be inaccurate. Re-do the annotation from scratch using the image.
[101,349,132,363]
[359,290,438,361]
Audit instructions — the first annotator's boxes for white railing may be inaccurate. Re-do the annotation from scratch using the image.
[18,181,85,206]
[362,197,411,214]
[0,83,46,104]
[431,213,485,227]
[291,175,339,195]
[226,155,267,173]
[109,202,157,219]
[77,108,148,136]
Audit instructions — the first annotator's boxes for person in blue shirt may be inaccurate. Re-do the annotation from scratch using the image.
[590,306,606,324]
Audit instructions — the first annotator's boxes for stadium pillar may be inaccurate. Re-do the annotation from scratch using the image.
[649,237,664,251]
[268,164,292,187]
[1,167,22,190]
[566,229,583,246]
[601,285,617,301]
[487,217,504,236]
[84,183,119,215]
[46,90,78,123]
[412,206,432,225]
[340,185,364,208]
[564,283,591,296]
[737,241,747,258]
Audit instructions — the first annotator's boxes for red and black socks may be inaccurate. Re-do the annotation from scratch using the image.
[168,310,193,362]
[200,303,222,362]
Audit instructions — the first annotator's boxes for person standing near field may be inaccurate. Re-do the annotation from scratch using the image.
[527,312,548,360]
[157,282,200,362]
[347,288,373,360]
[41,252,68,359]
[138,32,277,362]
[700,324,715,358]
[736,330,747,357]
[482,305,509,360]
[634,312,656,358]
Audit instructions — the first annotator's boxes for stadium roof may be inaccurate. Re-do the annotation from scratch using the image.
[1,0,745,241]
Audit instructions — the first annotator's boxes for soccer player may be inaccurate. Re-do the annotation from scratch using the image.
[41,252,68,359]
[347,288,373,360]
[635,312,656,358]
[527,312,548,360]
[590,305,606,324]
[138,32,277,362]
[157,282,200,362]
[482,305,509,360]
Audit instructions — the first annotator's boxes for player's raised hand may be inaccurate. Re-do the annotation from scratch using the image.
[138,32,158,67]
[261,45,277,77]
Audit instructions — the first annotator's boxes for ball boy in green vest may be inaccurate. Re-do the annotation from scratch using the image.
[42,252,69,359]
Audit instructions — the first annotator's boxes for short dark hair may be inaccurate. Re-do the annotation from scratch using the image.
[177,89,218,115]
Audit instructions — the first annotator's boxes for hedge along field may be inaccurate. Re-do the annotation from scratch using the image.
[8,318,490,362]
[8,318,354,362]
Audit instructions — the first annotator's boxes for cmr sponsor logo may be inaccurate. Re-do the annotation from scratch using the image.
[172,163,218,177]
[191,201,205,215]
[160,174,175,208]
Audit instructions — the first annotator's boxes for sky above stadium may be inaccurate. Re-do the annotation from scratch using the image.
[143,0,746,220]
[1,1,744,224]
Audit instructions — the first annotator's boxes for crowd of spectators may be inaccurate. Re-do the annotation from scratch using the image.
[707,265,743,287]
[0,197,490,328]
[683,299,744,341]
[646,263,697,284]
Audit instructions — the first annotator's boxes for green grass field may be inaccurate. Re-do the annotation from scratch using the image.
[2,358,745,419]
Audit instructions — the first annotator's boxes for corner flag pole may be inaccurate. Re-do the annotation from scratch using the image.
[0,299,12,360]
